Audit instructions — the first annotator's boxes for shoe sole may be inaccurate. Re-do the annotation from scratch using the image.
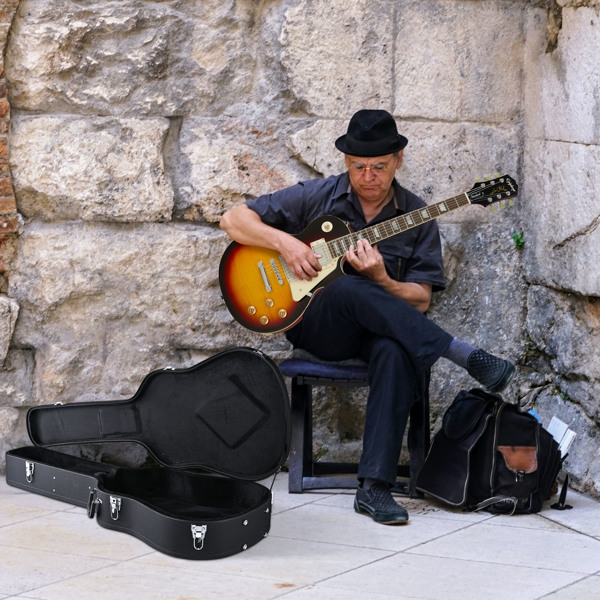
[354,499,409,525]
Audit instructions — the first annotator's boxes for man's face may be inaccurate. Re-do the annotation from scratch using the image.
[344,152,402,204]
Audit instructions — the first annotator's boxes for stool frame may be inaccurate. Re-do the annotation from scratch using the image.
[284,364,430,496]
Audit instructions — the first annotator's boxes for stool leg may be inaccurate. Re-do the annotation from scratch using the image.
[408,370,430,497]
[288,378,313,493]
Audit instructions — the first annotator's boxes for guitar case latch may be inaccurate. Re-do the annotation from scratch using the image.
[191,524,207,550]
[110,496,122,520]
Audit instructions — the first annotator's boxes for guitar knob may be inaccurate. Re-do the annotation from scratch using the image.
[265,299,274,307]
[247,306,257,315]
[277,309,287,319]
[259,316,269,325]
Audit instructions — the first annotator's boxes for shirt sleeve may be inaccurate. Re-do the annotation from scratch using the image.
[246,182,309,234]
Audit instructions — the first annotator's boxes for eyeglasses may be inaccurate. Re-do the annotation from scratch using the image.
[348,161,390,175]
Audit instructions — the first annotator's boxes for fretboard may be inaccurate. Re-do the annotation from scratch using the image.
[326,193,471,258]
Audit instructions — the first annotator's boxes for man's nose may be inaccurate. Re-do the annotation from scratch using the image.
[363,168,377,181]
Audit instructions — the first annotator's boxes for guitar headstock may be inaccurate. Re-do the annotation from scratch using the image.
[467,174,518,211]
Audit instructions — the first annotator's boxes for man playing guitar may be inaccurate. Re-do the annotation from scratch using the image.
[220,109,515,525]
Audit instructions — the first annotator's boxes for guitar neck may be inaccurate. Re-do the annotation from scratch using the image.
[327,192,471,258]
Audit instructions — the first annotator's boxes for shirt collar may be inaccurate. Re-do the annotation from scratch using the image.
[342,175,408,220]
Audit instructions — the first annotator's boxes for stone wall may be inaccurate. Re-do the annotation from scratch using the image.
[521,2,600,495]
[1,0,599,496]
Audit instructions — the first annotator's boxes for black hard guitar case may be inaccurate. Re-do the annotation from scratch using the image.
[6,347,290,560]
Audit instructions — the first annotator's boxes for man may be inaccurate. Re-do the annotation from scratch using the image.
[220,109,515,525]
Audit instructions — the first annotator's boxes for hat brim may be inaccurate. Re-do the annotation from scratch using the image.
[335,133,408,157]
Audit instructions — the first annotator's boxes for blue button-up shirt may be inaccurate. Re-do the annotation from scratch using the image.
[246,172,446,292]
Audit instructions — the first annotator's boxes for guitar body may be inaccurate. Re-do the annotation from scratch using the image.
[219,215,351,334]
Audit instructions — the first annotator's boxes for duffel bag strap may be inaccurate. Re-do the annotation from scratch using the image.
[475,495,518,515]
[551,473,573,511]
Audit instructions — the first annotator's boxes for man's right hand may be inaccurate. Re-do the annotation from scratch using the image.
[278,235,322,281]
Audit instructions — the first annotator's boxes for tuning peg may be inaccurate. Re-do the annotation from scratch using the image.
[476,178,482,183]
[490,205,497,213]
[485,175,491,181]
[494,172,501,178]
[498,201,506,210]
[508,199,515,206]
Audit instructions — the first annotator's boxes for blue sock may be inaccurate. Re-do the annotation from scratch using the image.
[442,338,478,369]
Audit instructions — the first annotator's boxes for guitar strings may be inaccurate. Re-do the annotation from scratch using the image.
[329,193,469,259]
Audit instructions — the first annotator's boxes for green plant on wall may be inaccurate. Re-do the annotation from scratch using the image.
[512,230,525,249]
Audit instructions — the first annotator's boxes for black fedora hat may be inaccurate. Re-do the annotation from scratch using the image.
[335,109,408,157]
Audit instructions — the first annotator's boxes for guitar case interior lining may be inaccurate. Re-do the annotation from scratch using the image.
[6,347,290,560]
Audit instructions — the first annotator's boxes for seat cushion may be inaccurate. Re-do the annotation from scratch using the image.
[279,349,368,381]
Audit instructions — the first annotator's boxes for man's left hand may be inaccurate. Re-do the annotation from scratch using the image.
[345,239,387,283]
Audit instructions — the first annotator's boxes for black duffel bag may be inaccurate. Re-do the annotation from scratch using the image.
[417,388,564,514]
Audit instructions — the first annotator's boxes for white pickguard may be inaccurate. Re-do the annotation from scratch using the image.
[282,237,340,302]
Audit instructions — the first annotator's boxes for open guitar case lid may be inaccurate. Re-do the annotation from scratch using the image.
[6,347,291,560]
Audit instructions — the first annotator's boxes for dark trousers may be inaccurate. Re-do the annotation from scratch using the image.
[286,275,453,484]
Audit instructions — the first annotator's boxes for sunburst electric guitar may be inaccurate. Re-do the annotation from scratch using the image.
[219,174,518,334]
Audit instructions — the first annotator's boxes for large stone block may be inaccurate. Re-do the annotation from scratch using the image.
[392,121,521,212]
[394,0,524,122]
[523,140,600,295]
[279,0,395,115]
[538,7,600,144]
[8,221,240,403]
[178,115,314,222]
[10,116,173,223]
[526,285,600,423]
[5,0,257,115]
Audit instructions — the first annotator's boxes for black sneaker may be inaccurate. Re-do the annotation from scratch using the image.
[354,482,409,525]
[467,349,516,393]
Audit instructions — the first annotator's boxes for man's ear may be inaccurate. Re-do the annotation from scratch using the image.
[397,150,403,168]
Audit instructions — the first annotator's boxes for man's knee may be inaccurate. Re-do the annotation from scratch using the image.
[365,337,415,374]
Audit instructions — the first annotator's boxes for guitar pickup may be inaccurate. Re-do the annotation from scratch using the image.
[257,261,272,293]
[310,239,333,267]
